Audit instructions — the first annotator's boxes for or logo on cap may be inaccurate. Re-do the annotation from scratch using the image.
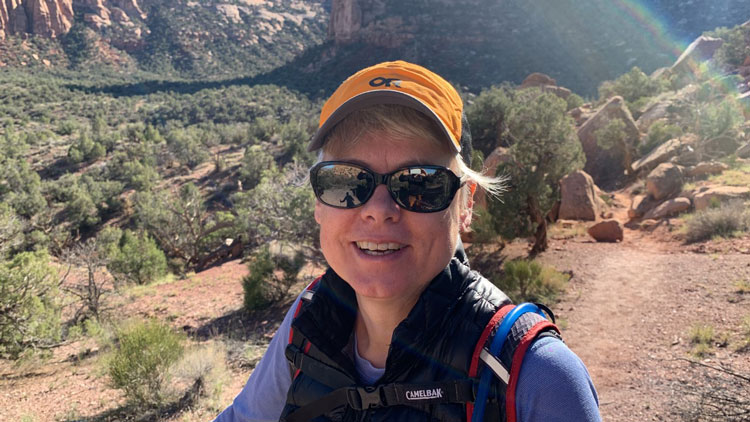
[369,77,402,88]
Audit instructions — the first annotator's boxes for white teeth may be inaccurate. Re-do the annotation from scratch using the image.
[356,241,404,253]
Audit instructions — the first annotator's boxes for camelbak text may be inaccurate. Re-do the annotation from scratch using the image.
[405,388,444,401]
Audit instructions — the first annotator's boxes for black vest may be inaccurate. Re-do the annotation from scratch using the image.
[279,247,531,422]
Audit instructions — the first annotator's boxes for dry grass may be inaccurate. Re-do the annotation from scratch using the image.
[708,163,750,187]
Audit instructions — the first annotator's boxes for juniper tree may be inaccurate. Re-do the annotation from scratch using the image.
[468,87,584,254]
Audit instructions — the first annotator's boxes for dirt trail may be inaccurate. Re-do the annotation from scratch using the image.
[539,236,750,421]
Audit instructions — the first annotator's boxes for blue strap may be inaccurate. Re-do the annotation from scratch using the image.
[471,303,546,422]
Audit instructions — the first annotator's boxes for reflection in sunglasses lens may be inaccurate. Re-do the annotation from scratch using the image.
[312,163,457,212]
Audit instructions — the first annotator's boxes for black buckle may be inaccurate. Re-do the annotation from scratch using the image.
[346,386,384,410]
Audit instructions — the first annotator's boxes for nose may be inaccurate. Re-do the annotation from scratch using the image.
[360,184,401,223]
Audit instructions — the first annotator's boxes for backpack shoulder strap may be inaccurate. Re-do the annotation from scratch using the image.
[468,303,561,422]
[287,275,323,379]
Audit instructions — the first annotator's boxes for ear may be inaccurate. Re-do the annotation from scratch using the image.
[314,200,323,225]
[459,182,475,232]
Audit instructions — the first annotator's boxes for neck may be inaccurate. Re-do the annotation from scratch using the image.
[354,293,420,369]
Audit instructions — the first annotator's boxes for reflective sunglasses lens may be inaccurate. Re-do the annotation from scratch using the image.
[314,164,373,208]
[390,167,456,212]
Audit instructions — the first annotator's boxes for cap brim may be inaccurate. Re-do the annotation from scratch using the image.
[308,90,460,153]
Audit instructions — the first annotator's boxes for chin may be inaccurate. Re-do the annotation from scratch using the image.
[345,272,417,300]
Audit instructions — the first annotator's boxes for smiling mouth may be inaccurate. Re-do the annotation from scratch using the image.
[355,241,405,256]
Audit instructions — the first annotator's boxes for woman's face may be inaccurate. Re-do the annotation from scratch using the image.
[315,130,472,303]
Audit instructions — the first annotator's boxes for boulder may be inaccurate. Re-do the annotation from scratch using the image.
[671,147,699,167]
[558,170,602,221]
[521,73,557,88]
[694,186,750,211]
[642,197,691,220]
[636,101,671,132]
[632,137,683,175]
[628,194,659,219]
[587,220,623,242]
[539,85,571,100]
[686,161,729,178]
[577,96,640,186]
[671,36,724,74]
[703,128,743,156]
[737,142,750,159]
[646,163,684,201]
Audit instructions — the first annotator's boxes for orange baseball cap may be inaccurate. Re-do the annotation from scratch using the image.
[308,60,469,157]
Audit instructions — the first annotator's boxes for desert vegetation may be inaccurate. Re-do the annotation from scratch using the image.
[1,9,750,422]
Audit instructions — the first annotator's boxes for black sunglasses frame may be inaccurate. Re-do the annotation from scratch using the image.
[310,161,464,213]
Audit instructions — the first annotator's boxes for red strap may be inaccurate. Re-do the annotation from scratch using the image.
[505,321,560,422]
[288,275,323,344]
[465,304,515,421]
[289,275,323,380]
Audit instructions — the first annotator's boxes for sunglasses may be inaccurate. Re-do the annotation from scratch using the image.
[310,161,464,213]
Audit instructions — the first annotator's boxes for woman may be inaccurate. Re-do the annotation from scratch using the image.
[215,61,600,421]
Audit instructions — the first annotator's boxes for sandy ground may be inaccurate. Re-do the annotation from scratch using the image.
[1,227,749,421]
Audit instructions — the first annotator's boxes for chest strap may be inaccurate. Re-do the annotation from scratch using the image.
[284,379,478,422]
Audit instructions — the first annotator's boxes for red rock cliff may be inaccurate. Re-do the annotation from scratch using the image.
[0,0,73,39]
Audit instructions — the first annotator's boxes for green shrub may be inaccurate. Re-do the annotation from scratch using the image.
[689,323,715,357]
[238,145,276,190]
[640,121,682,155]
[594,118,627,151]
[475,89,584,253]
[565,93,584,111]
[695,99,744,141]
[685,201,750,243]
[712,24,750,68]
[108,319,184,407]
[597,66,669,105]
[0,156,46,218]
[171,342,228,411]
[55,119,80,136]
[67,132,105,164]
[0,251,62,359]
[242,246,305,311]
[0,203,24,259]
[166,128,210,169]
[109,230,168,285]
[232,164,319,259]
[466,84,515,156]
[492,259,570,304]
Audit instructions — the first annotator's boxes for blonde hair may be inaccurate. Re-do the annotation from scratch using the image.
[318,104,507,208]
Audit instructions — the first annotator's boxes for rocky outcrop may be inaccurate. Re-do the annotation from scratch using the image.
[521,72,556,88]
[577,96,640,186]
[77,0,145,29]
[0,0,143,38]
[642,197,691,220]
[588,220,623,242]
[693,186,750,211]
[636,101,670,132]
[646,163,684,201]
[671,35,724,74]
[519,72,571,99]
[0,0,73,38]
[558,170,603,221]
[736,142,750,159]
[328,0,412,48]
[686,161,729,178]
[628,194,659,219]
[632,137,683,175]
